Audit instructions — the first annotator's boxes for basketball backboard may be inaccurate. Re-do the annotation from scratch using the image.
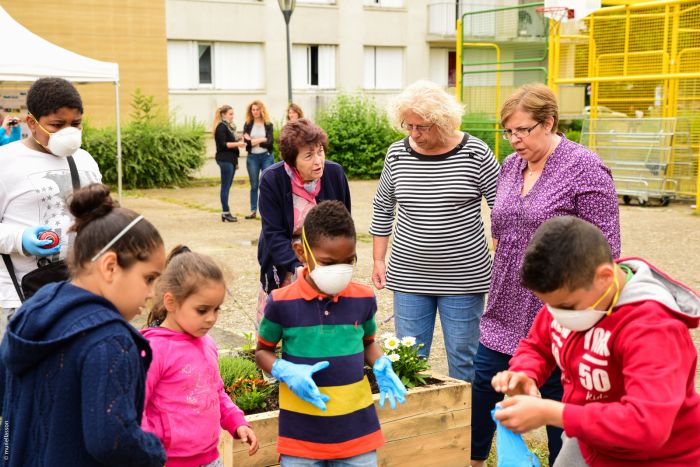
[542,0,602,22]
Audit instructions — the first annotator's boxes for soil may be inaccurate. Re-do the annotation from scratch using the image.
[124,179,700,394]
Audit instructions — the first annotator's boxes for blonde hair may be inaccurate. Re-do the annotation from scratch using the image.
[388,80,465,144]
[286,103,304,121]
[212,105,232,136]
[147,245,225,327]
[246,100,270,124]
[500,83,559,132]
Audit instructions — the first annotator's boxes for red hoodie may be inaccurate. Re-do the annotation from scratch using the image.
[510,258,700,466]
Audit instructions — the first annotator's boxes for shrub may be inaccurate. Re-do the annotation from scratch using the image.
[227,378,276,412]
[380,334,430,388]
[219,356,260,388]
[316,93,403,179]
[82,89,206,189]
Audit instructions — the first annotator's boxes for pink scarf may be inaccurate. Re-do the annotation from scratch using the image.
[284,162,322,234]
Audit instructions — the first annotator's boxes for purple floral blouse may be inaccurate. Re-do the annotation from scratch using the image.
[480,135,621,355]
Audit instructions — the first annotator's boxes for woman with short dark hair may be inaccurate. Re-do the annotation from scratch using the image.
[471,83,621,467]
[254,118,350,324]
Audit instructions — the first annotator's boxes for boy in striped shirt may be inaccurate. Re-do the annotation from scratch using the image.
[256,201,406,466]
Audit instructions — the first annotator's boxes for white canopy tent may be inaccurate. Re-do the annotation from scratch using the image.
[0,6,124,199]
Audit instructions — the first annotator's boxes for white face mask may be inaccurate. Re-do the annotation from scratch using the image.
[546,272,620,332]
[32,115,82,158]
[302,227,354,296]
[309,263,354,296]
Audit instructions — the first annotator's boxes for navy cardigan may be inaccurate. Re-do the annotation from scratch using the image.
[257,160,351,293]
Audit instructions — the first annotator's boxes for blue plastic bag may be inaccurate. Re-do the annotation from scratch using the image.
[491,406,541,467]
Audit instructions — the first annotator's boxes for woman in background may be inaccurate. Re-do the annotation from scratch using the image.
[213,105,246,223]
[243,100,274,220]
[285,103,304,124]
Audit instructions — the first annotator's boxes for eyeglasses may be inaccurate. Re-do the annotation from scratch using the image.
[401,121,434,133]
[502,122,541,140]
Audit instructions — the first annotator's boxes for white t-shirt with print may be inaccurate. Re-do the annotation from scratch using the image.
[0,140,102,308]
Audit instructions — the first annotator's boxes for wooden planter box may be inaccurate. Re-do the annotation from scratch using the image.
[219,374,471,467]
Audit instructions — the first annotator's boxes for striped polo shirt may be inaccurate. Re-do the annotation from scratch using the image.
[257,271,384,459]
[369,134,500,295]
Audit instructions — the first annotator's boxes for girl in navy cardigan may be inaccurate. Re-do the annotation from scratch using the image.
[0,183,167,467]
[255,119,351,324]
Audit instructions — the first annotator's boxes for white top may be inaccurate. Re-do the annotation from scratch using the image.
[249,123,267,154]
[0,140,102,308]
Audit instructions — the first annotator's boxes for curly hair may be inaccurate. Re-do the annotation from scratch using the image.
[388,80,464,144]
[27,77,83,119]
[245,100,270,124]
[278,119,328,167]
[304,200,355,247]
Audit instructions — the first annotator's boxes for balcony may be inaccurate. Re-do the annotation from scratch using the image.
[428,1,547,42]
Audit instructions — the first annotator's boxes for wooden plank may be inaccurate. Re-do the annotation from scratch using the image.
[377,425,471,467]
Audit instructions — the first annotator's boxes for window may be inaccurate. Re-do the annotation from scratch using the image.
[292,45,336,89]
[364,0,403,6]
[167,41,264,90]
[198,44,212,85]
[364,47,403,90]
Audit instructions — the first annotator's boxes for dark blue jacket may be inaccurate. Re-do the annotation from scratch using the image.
[257,160,351,293]
[0,282,166,467]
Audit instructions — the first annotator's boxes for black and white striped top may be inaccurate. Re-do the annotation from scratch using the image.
[369,134,500,295]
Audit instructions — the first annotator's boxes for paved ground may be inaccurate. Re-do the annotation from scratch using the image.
[125,178,700,394]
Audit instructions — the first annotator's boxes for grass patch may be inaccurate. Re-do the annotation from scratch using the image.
[152,196,220,213]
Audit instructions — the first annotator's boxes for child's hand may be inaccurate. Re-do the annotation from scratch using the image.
[492,371,539,397]
[494,396,564,434]
[236,425,259,456]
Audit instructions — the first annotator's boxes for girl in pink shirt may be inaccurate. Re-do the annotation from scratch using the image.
[141,246,258,467]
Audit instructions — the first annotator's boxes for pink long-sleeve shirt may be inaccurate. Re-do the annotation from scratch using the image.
[141,327,248,467]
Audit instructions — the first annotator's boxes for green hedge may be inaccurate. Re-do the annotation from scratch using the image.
[82,90,206,189]
[316,94,403,179]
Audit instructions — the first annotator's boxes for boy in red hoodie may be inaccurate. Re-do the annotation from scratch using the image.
[492,216,700,467]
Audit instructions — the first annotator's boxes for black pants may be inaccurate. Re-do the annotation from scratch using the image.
[471,343,563,465]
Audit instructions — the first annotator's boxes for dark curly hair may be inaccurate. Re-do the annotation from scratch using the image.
[304,200,355,247]
[521,216,613,293]
[27,77,83,119]
[278,118,328,167]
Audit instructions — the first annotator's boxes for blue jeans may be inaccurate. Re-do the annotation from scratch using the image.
[471,343,563,465]
[246,152,274,212]
[216,160,236,213]
[280,451,377,467]
[393,291,484,382]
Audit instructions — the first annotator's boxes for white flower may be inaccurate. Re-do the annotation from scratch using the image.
[384,337,400,350]
[387,353,400,362]
[400,336,417,347]
[380,332,394,340]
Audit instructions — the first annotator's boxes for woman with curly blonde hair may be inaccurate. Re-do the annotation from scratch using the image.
[243,100,274,219]
[369,80,500,383]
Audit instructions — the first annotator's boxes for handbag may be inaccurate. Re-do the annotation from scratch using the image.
[1,155,81,302]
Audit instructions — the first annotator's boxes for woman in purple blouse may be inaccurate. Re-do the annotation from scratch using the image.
[471,84,621,467]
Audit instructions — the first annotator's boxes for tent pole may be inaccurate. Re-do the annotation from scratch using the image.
[115,80,122,202]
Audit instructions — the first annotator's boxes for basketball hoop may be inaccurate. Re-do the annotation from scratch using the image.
[535,6,574,22]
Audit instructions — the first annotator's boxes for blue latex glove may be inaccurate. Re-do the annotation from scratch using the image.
[272,359,330,411]
[22,225,60,257]
[491,406,541,467]
[373,355,407,410]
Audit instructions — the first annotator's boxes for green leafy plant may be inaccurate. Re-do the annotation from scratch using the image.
[82,90,206,189]
[226,377,276,412]
[218,356,260,388]
[380,334,430,388]
[237,331,257,362]
[316,93,403,179]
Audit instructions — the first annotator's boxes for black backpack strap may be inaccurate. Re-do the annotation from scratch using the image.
[2,254,25,303]
[66,155,81,190]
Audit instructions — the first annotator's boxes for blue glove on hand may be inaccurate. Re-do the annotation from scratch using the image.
[373,355,407,410]
[22,226,60,257]
[272,359,331,411]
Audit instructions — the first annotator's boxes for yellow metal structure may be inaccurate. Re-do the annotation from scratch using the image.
[551,0,700,209]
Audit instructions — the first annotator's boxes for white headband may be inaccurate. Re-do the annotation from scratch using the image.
[91,215,145,262]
